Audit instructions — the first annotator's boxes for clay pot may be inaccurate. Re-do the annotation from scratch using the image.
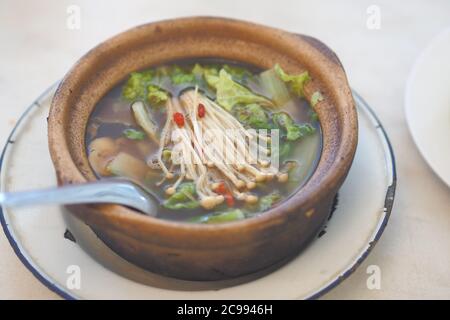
[48,17,357,280]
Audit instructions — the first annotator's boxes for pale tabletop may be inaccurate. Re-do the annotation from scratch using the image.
[0,0,449,299]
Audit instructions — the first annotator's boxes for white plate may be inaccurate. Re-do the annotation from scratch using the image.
[0,85,395,299]
[405,27,450,187]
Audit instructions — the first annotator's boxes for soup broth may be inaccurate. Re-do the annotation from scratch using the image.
[86,59,322,223]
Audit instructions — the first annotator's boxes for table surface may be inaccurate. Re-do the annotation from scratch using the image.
[0,0,449,300]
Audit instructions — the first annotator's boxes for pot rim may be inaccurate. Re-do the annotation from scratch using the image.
[48,16,358,235]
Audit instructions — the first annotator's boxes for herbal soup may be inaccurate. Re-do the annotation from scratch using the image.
[86,60,322,224]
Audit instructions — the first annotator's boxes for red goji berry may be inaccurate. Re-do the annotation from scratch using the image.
[198,103,206,118]
[214,182,234,207]
[173,112,184,127]
[215,182,227,195]
[224,193,235,207]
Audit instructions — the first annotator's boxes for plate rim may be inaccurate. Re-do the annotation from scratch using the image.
[0,84,396,300]
[404,26,450,188]
[0,82,75,300]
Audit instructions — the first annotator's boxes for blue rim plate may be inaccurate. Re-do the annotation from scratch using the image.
[0,84,396,299]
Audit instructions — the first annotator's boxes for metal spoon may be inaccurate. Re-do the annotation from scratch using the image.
[0,179,158,216]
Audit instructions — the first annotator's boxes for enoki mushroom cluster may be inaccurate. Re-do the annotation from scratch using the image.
[152,89,289,210]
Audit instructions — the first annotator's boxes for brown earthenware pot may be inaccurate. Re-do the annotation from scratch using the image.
[48,17,357,281]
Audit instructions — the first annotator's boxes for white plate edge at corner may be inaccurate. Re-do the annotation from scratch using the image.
[404,26,450,188]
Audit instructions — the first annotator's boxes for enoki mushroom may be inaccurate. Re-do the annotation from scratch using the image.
[153,89,289,210]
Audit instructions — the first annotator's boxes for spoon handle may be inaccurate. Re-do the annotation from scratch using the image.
[0,180,156,216]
